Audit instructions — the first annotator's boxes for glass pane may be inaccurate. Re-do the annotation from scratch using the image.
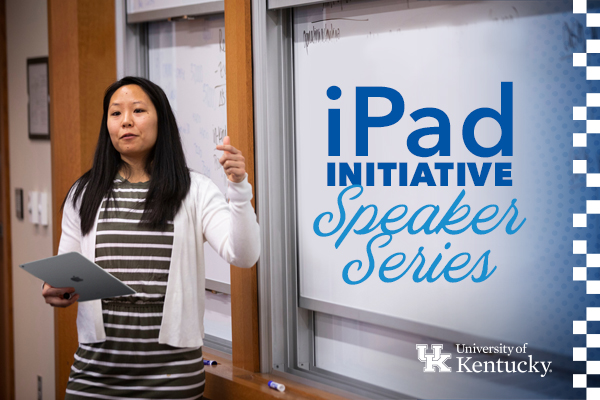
[148,14,231,344]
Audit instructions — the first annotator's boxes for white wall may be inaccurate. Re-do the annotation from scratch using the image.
[6,0,54,398]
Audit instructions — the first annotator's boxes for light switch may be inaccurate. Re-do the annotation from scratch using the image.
[28,191,38,224]
[39,192,48,226]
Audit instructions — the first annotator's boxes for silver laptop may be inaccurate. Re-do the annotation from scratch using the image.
[20,252,136,302]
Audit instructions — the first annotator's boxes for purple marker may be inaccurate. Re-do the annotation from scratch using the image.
[203,360,217,366]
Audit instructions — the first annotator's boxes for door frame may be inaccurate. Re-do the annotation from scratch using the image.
[0,0,15,398]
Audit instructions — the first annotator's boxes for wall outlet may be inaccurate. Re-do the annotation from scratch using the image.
[37,375,42,400]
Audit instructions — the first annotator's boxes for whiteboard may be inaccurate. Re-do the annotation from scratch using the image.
[149,15,230,285]
[294,0,574,349]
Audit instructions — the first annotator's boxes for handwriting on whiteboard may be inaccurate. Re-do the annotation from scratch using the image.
[213,126,227,146]
[321,0,353,11]
[303,23,341,54]
[219,29,226,53]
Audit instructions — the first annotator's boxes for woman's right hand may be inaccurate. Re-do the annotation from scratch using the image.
[42,283,79,307]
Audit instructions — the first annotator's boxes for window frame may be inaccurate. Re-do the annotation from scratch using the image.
[251,3,413,398]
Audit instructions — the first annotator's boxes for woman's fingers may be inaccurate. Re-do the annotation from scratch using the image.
[43,286,75,297]
[43,284,75,297]
[215,144,240,154]
[42,283,79,308]
[218,143,246,183]
[222,160,245,169]
[48,293,80,308]
[224,169,245,177]
[218,152,244,164]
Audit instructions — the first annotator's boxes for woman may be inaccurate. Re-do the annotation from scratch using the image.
[41,76,260,399]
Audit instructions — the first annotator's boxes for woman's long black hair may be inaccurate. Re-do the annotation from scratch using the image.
[63,76,191,235]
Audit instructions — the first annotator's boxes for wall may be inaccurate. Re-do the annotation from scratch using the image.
[6,0,54,398]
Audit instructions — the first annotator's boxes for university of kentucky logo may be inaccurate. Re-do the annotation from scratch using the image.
[416,344,452,373]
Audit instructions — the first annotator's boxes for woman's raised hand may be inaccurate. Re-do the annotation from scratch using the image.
[42,283,79,307]
[217,136,246,183]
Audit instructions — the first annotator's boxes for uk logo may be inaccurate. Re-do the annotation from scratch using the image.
[416,344,452,373]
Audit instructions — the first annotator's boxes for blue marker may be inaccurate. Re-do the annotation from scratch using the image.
[268,380,285,392]
[203,360,217,366]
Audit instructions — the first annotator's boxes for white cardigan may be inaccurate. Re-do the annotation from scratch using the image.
[58,171,260,348]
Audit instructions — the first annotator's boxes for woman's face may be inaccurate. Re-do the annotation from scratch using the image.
[107,84,158,162]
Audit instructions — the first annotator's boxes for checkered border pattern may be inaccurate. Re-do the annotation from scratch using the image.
[574,1,600,398]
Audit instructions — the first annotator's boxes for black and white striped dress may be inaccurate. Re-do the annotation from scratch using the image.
[65,175,205,400]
